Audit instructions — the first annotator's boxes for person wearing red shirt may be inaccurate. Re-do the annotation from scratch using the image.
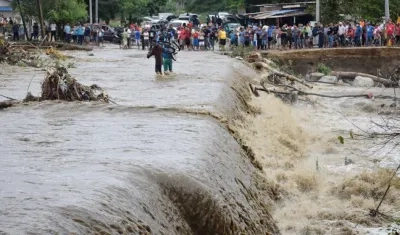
[179,29,186,50]
[386,19,395,46]
[185,27,191,50]
[395,23,400,45]
[193,30,199,50]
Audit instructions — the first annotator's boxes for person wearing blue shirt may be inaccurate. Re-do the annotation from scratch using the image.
[77,24,84,45]
[366,23,374,46]
[135,29,141,49]
[267,25,274,49]
[72,26,78,43]
[229,31,237,46]
[355,24,362,46]
[162,46,173,74]
[239,28,244,46]
[64,23,71,43]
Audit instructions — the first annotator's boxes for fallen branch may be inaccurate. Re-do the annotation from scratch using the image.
[331,71,397,86]
[370,163,400,217]
[254,85,375,99]
[0,93,17,100]
[253,62,313,89]
[0,100,20,109]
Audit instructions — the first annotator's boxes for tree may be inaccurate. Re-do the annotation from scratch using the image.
[185,0,244,14]
[147,0,168,16]
[46,0,88,24]
[12,0,87,24]
[306,0,400,24]
[83,0,119,24]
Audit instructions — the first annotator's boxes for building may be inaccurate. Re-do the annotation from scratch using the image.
[247,1,315,26]
[0,0,13,18]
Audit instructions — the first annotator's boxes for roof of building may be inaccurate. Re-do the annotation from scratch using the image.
[253,1,315,7]
[0,6,12,12]
[252,9,304,20]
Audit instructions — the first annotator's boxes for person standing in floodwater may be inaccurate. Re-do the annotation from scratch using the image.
[147,42,163,75]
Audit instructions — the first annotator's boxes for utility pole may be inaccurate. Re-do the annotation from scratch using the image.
[385,0,390,21]
[36,0,46,40]
[316,0,320,22]
[89,0,93,24]
[95,0,98,23]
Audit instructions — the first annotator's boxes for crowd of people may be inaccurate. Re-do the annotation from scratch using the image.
[122,18,400,53]
[225,19,400,50]
[238,18,400,51]
[3,12,400,52]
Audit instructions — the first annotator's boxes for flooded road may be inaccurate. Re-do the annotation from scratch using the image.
[0,46,278,234]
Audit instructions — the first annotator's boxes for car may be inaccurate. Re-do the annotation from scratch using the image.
[178,13,198,22]
[158,13,174,20]
[92,24,117,42]
[178,15,190,21]
[166,15,178,22]
[168,20,189,30]
[218,12,230,20]
[150,23,163,31]
[224,23,241,33]
[143,17,153,22]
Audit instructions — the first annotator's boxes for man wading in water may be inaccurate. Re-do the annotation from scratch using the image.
[162,45,173,74]
[147,41,163,75]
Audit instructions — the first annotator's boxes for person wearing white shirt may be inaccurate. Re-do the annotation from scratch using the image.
[50,22,57,41]
[338,22,346,46]
[127,28,132,48]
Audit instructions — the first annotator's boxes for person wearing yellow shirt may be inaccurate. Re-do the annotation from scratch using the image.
[218,28,227,50]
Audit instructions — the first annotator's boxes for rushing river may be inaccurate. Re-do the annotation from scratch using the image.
[0,46,279,234]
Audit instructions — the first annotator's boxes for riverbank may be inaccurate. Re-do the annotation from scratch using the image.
[230,50,400,234]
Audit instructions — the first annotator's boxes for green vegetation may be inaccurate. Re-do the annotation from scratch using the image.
[12,0,168,27]
[12,0,88,24]
[306,0,400,23]
[47,0,88,24]
[317,63,331,75]
[185,0,244,14]
[230,46,253,58]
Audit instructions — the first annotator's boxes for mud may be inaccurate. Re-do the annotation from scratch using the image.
[265,47,400,76]
[0,46,279,234]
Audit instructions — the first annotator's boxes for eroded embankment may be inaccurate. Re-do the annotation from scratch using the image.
[230,52,400,234]
[265,47,400,76]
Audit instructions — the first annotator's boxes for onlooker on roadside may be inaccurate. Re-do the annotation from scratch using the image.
[32,22,39,40]
[50,22,57,41]
[12,23,19,41]
[64,23,71,43]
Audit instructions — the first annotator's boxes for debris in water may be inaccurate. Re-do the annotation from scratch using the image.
[0,41,41,67]
[38,66,108,102]
[45,47,67,60]
[0,65,109,110]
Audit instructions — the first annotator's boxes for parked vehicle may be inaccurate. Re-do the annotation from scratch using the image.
[224,22,241,33]
[168,20,189,30]
[158,13,174,20]
[166,15,178,22]
[178,13,198,22]
[92,24,118,43]
[150,23,163,31]
[218,12,230,20]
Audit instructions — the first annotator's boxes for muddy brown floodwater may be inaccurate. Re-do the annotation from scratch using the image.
[0,45,279,234]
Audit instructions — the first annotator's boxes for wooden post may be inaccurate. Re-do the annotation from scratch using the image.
[36,0,46,40]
